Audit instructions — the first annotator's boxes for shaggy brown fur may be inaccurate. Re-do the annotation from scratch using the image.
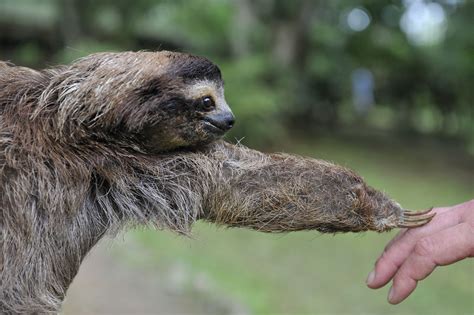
[0,52,425,314]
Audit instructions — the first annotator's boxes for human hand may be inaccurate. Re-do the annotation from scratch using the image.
[366,200,474,304]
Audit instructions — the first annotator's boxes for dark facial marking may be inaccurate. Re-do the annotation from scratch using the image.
[168,54,222,84]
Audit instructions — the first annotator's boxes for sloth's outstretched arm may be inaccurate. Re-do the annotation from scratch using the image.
[194,142,432,233]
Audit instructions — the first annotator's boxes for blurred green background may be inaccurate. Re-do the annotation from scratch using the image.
[1,0,472,314]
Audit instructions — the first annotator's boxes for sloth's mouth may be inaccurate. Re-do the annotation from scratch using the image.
[202,118,228,135]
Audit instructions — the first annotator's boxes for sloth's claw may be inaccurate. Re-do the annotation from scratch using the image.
[398,207,435,228]
[403,207,433,216]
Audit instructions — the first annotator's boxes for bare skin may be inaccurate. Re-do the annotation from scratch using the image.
[366,199,474,304]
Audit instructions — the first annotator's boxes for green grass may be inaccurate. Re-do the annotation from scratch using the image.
[125,137,473,315]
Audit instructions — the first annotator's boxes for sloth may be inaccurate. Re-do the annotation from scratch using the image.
[0,51,433,314]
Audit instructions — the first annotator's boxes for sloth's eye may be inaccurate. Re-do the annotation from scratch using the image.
[200,96,215,111]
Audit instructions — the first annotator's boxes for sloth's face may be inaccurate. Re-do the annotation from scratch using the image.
[129,52,236,153]
[139,79,235,153]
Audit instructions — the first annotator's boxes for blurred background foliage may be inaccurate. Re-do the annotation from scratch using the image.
[1,0,472,314]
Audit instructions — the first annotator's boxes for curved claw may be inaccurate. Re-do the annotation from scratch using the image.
[398,207,435,228]
[403,207,433,216]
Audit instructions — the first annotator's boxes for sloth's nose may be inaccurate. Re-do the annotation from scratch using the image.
[223,113,235,130]
[205,111,235,132]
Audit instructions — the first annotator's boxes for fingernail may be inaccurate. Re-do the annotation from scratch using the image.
[366,270,376,285]
[388,286,395,304]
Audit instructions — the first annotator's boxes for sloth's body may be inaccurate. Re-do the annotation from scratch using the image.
[0,52,431,314]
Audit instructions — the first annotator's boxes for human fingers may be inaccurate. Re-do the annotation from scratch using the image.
[367,206,463,289]
[388,222,474,304]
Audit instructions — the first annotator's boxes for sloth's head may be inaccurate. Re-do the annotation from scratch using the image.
[41,51,234,152]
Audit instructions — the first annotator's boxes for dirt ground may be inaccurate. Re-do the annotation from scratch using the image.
[62,236,248,315]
